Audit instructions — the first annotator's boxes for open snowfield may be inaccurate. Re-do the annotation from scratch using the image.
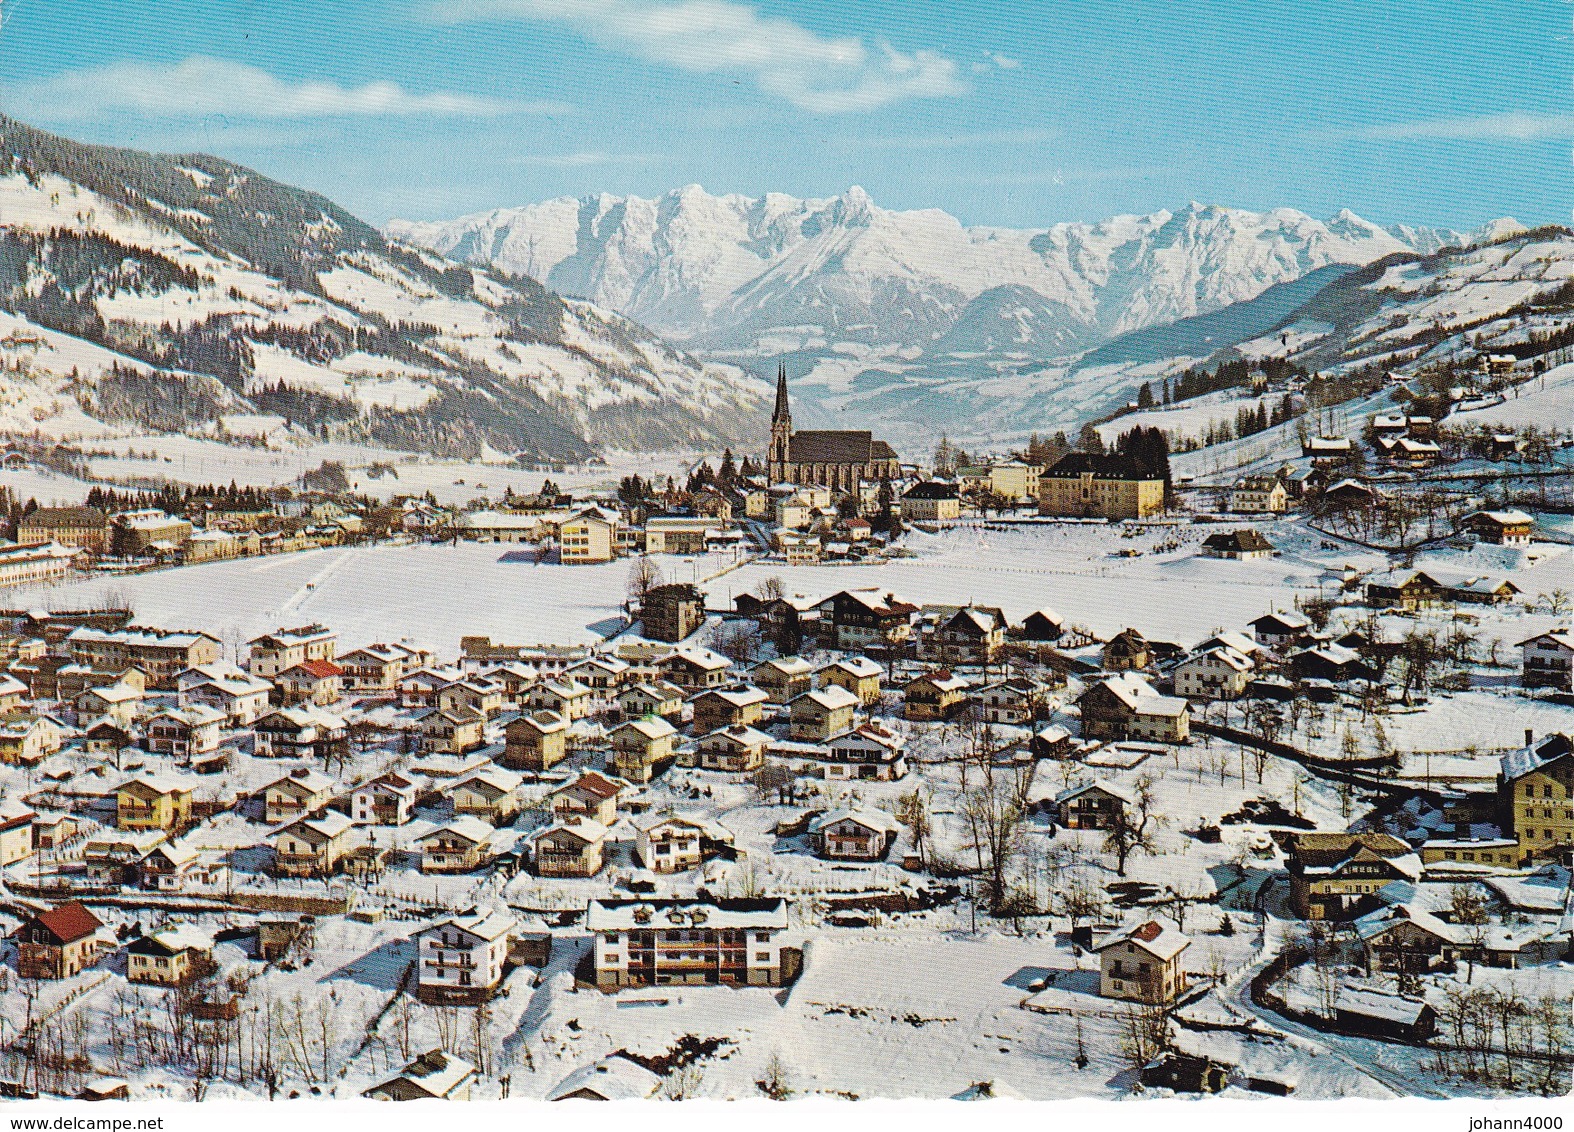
[16,542,747,653]
[72,432,699,505]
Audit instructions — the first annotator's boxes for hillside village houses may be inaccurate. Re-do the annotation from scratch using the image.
[1,383,1574,1101]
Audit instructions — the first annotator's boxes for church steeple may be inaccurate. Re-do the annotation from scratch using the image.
[768,362,792,479]
[772,362,791,428]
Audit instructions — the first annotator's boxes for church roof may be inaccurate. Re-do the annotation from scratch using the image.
[788,430,896,464]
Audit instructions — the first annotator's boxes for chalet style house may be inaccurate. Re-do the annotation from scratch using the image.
[1096,918,1190,1005]
[1249,611,1311,649]
[116,776,194,832]
[127,926,213,987]
[273,811,356,877]
[549,770,626,826]
[531,818,608,877]
[1015,608,1065,642]
[1173,647,1254,700]
[1467,509,1534,546]
[820,722,908,780]
[635,813,711,873]
[586,897,791,990]
[262,767,335,824]
[685,724,770,773]
[416,907,516,1005]
[691,685,769,732]
[904,671,971,722]
[817,656,884,705]
[751,656,814,704]
[767,367,899,491]
[1201,529,1275,560]
[918,605,1007,666]
[503,710,570,772]
[809,807,898,860]
[350,773,418,825]
[1055,780,1133,830]
[658,648,732,692]
[421,817,496,874]
[1519,630,1574,692]
[448,766,524,825]
[1286,832,1420,919]
[1078,673,1190,743]
[818,590,917,652]
[611,715,680,783]
[1102,628,1150,671]
[789,685,860,741]
[617,681,685,722]
[16,901,104,979]
[364,1050,477,1102]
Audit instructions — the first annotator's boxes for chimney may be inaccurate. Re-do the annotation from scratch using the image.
[1526,728,1535,748]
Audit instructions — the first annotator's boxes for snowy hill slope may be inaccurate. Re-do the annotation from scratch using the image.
[1249,225,1574,375]
[0,117,766,458]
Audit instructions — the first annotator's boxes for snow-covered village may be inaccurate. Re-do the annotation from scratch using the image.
[0,0,1567,1118]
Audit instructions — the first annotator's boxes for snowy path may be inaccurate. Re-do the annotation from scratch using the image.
[1223,931,1453,1100]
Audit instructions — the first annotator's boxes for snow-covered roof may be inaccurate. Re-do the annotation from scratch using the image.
[1334,987,1430,1025]
[267,768,334,795]
[546,1056,662,1102]
[584,897,787,932]
[794,685,861,711]
[1499,732,1572,783]
[451,765,524,796]
[427,906,516,943]
[1055,778,1136,807]
[1094,917,1190,961]
[1470,508,1534,526]
[426,815,496,846]
[614,715,679,741]
[809,806,900,836]
[531,817,609,846]
[368,1050,477,1100]
[697,684,770,707]
[819,655,883,679]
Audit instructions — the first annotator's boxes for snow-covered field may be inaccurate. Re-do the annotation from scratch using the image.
[14,542,747,653]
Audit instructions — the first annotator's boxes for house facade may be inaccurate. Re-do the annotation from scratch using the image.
[586,897,790,990]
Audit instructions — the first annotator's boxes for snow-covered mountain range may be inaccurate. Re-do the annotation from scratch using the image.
[388,185,1518,363]
[0,117,766,460]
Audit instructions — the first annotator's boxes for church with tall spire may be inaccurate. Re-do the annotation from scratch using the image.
[766,364,900,492]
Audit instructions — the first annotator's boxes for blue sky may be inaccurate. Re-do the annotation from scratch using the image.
[0,0,1565,229]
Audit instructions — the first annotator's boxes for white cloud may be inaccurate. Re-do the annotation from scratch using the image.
[3,56,566,122]
[429,0,967,113]
[986,52,1022,70]
[1325,110,1574,142]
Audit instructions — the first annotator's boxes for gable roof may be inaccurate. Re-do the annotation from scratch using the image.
[552,770,628,801]
[23,901,103,945]
[1094,917,1189,961]
[1500,733,1573,782]
[546,1056,663,1102]
[787,430,894,464]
